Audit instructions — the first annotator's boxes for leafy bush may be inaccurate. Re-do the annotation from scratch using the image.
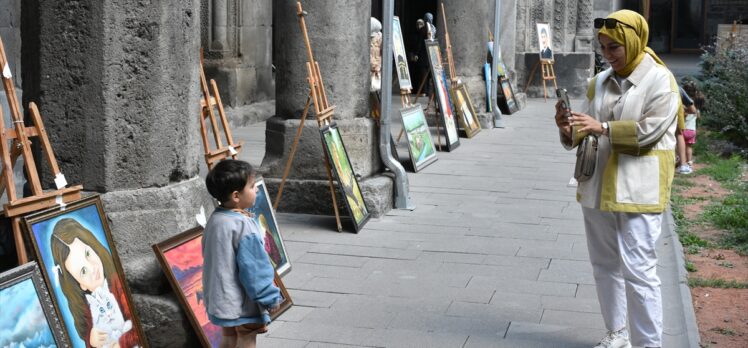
[696,42,748,151]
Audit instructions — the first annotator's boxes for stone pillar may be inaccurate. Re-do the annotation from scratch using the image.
[21,0,212,346]
[575,0,594,52]
[262,0,392,217]
[0,0,20,88]
[201,0,275,126]
[437,0,494,127]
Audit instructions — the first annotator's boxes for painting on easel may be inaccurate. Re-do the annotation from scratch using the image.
[451,83,481,138]
[400,105,437,172]
[425,40,460,152]
[320,124,370,232]
[536,23,554,61]
[392,16,412,90]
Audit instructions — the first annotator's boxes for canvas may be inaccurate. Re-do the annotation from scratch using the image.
[392,16,412,90]
[320,124,370,232]
[400,104,437,172]
[0,262,70,348]
[247,179,291,277]
[498,77,518,115]
[450,83,481,138]
[154,227,293,348]
[536,23,554,61]
[24,195,148,348]
[425,40,460,151]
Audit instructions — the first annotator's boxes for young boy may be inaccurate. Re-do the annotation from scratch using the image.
[202,160,281,348]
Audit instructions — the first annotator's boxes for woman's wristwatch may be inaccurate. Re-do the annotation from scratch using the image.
[601,121,609,136]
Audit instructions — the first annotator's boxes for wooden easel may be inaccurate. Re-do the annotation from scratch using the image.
[441,2,458,85]
[198,50,243,170]
[0,37,82,264]
[273,2,343,232]
[523,59,557,101]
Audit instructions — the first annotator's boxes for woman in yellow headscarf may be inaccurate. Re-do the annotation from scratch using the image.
[554,10,679,348]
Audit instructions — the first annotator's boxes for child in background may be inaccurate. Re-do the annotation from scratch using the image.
[678,83,705,174]
[202,160,281,348]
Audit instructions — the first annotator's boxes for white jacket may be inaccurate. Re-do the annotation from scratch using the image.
[562,54,679,213]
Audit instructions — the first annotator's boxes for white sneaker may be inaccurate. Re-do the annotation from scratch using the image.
[594,329,631,348]
[676,164,693,174]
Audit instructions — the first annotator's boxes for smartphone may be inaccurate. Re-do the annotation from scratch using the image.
[556,88,571,119]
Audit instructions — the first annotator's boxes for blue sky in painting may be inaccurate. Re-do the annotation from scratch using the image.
[0,278,57,347]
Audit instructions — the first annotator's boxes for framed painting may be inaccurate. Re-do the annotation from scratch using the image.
[320,123,371,232]
[153,227,293,348]
[24,195,148,348]
[450,83,481,138]
[248,179,291,277]
[425,40,460,151]
[400,104,437,172]
[153,227,220,348]
[497,77,518,115]
[536,23,554,61]
[392,16,412,90]
[0,261,71,348]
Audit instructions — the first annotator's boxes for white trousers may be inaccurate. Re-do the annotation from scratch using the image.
[582,207,663,348]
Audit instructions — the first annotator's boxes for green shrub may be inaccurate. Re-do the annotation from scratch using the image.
[696,43,748,151]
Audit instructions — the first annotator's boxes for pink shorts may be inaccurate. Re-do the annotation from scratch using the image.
[683,129,696,144]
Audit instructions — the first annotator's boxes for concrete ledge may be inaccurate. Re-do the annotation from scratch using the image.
[515,52,594,99]
[263,174,393,220]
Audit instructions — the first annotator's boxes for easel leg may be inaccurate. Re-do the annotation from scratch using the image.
[524,61,540,94]
[273,92,313,211]
[415,72,429,97]
[12,217,27,264]
[322,154,343,232]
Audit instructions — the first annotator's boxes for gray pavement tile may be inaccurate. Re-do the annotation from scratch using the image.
[516,245,589,261]
[409,238,520,256]
[307,244,421,260]
[304,343,374,348]
[537,259,595,285]
[289,262,370,281]
[363,220,470,235]
[540,309,606,329]
[416,251,487,264]
[575,284,598,299]
[449,296,543,323]
[267,322,376,347]
[387,311,509,337]
[287,231,412,249]
[482,255,551,269]
[555,233,587,244]
[540,295,601,314]
[465,335,589,348]
[330,294,451,314]
[296,252,371,268]
[256,336,308,348]
[287,289,341,308]
[464,224,558,241]
[468,276,578,297]
[360,257,443,274]
[366,270,472,288]
[504,321,606,345]
[301,277,494,303]
[301,307,395,329]
[276,305,315,322]
[438,262,542,280]
[366,328,468,348]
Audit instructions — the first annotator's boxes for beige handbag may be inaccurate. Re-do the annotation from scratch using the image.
[574,135,598,182]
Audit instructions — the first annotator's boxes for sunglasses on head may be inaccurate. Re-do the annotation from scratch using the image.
[594,18,639,35]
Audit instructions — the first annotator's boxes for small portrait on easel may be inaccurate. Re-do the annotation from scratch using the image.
[536,23,554,61]
[393,16,412,90]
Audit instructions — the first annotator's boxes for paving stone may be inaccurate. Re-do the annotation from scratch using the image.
[575,284,598,299]
[301,307,395,329]
[387,311,509,336]
[538,259,595,285]
[416,251,487,264]
[541,295,601,314]
[307,244,421,260]
[296,252,371,268]
[366,328,468,348]
[438,262,541,280]
[482,255,551,269]
[468,276,578,297]
[504,321,606,345]
[287,289,341,308]
[465,335,588,348]
[541,309,606,329]
[267,322,376,346]
[275,305,315,323]
[448,295,543,323]
[304,343,374,348]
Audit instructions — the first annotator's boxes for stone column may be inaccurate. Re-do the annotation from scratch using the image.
[0,0,20,88]
[22,0,212,346]
[436,0,493,127]
[575,0,594,52]
[263,0,392,217]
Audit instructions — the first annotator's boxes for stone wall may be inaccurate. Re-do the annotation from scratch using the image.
[0,0,20,88]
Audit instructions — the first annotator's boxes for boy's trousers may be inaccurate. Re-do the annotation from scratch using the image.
[582,207,663,348]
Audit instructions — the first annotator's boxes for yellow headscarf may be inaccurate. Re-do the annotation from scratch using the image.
[597,10,666,77]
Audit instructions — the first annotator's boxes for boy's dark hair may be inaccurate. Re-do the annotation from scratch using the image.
[682,82,705,110]
[205,160,255,203]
